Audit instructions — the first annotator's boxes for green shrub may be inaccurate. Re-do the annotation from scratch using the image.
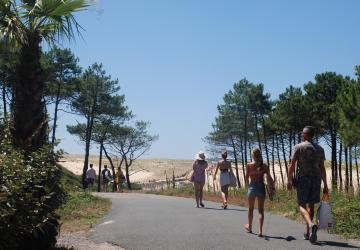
[329,191,360,239]
[0,130,66,249]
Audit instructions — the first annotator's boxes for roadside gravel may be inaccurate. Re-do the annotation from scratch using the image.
[57,230,124,250]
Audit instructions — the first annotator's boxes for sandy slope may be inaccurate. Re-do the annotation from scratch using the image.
[59,154,193,182]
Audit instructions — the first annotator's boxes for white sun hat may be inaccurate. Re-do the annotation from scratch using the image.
[196,151,206,160]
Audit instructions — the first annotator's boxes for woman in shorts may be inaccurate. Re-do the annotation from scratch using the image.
[245,148,275,237]
[213,151,232,209]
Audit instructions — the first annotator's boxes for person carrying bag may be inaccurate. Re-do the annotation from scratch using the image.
[317,193,335,230]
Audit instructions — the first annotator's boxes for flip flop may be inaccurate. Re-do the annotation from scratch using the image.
[245,224,252,233]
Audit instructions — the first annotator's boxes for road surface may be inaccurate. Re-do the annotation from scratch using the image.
[91,193,359,250]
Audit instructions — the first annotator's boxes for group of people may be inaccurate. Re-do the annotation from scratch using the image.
[85,164,126,192]
[191,126,328,244]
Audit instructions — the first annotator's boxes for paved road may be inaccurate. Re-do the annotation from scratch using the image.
[91,193,359,250]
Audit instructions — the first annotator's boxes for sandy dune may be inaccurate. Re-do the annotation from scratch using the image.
[60,154,359,191]
[59,154,193,182]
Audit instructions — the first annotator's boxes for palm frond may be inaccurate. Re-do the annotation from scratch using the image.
[1,0,91,45]
[0,0,26,44]
[34,0,90,42]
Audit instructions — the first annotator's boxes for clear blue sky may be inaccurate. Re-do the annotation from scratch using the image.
[56,0,360,159]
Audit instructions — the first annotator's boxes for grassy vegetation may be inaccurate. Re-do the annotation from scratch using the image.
[57,192,111,232]
[57,166,112,232]
[144,186,360,240]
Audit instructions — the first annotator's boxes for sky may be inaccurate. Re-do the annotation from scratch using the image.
[55,0,360,160]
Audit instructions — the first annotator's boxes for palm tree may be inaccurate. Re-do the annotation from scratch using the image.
[0,0,89,151]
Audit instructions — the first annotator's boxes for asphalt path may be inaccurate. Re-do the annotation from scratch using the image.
[91,193,359,250]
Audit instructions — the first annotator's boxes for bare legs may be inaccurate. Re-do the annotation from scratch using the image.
[299,203,315,236]
[246,197,255,232]
[221,185,229,207]
[194,182,205,207]
[117,183,123,192]
[258,197,265,236]
[246,196,265,236]
[103,183,108,192]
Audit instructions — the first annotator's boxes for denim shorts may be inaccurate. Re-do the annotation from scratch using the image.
[296,175,321,204]
[247,182,266,198]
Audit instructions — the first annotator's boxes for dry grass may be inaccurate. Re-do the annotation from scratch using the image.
[58,192,112,232]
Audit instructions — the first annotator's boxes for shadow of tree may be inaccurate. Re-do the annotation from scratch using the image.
[314,240,360,249]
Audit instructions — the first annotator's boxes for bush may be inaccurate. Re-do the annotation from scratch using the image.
[329,191,360,239]
[0,129,66,250]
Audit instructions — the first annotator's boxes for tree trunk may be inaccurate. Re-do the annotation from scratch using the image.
[289,130,292,160]
[339,142,343,188]
[82,86,98,188]
[102,144,117,191]
[123,157,132,190]
[330,131,337,187]
[51,81,61,147]
[2,84,7,118]
[349,146,353,187]
[272,134,276,183]
[248,140,252,162]
[243,112,248,164]
[125,162,132,190]
[276,134,285,188]
[255,113,262,151]
[280,133,288,178]
[231,137,241,188]
[82,115,91,189]
[261,114,270,167]
[355,146,359,187]
[240,138,246,184]
[11,33,47,151]
[345,146,349,191]
[97,141,103,192]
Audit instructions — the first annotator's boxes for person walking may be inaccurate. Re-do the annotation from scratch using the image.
[102,165,112,192]
[245,148,274,237]
[287,126,329,244]
[115,167,125,192]
[86,164,96,192]
[192,151,208,208]
[213,151,233,209]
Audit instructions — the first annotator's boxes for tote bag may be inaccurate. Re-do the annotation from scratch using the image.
[229,171,237,187]
[317,194,335,229]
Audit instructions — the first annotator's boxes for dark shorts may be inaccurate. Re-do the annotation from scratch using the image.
[86,178,95,185]
[247,182,266,198]
[296,175,321,205]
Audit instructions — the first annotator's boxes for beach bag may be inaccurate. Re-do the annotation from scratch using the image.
[105,170,112,182]
[229,171,237,187]
[317,194,335,229]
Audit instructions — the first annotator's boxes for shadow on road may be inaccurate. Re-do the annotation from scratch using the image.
[314,241,359,249]
[202,207,246,212]
[264,235,296,242]
[263,236,359,249]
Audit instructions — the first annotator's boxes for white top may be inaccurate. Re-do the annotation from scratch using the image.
[86,168,96,179]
